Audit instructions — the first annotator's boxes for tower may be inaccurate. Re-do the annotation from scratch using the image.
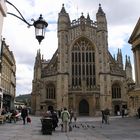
[34,49,42,80]
[57,4,70,109]
[117,49,123,69]
[96,4,111,109]
[31,49,42,115]
[125,55,133,82]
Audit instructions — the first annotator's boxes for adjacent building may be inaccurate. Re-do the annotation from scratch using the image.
[31,4,134,116]
[128,18,140,116]
[0,38,16,110]
[0,0,7,113]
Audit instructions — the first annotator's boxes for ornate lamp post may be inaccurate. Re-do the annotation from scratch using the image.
[0,1,48,112]
[6,0,48,44]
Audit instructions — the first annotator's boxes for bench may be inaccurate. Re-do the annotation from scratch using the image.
[0,115,5,124]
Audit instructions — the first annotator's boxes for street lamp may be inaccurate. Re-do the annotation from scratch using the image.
[6,0,48,44]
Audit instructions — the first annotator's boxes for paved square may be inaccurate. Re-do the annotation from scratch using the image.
[0,116,140,140]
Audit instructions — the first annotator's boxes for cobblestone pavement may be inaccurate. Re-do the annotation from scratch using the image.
[0,116,140,140]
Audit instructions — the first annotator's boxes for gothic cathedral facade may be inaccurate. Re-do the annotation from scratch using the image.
[31,4,133,116]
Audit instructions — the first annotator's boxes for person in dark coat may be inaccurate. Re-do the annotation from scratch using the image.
[137,107,140,119]
[21,107,28,125]
[101,110,105,124]
[51,110,58,131]
[49,107,58,131]
[104,108,110,124]
[121,108,125,118]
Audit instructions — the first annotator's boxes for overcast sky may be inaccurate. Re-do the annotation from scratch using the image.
[2,0,140,96]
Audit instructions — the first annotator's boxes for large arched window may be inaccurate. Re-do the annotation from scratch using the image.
[71,38,95,88]
[46,84,55,99]
[112,83,121,99]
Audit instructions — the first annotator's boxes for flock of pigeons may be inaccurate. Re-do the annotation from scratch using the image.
[70,123,95,129]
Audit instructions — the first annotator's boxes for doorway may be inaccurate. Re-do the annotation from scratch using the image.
[79,99,89,116]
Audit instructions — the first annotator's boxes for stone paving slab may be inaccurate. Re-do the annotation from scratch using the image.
[0,116,140,140]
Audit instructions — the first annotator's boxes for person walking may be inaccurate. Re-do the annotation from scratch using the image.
[101,110,105,124]
[121,108,125,118]
[104,108,110,124]
[61,107,70,132]
[73,111,77,122]
[50,108,58,131]
[137,107,140,119]
[69,109,74,122]
[21,106,28,125]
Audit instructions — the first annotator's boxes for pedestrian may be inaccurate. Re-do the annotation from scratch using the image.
[21,106,28,125]
[104,108,110,124]
[50,108,59,131]
[101,110,105,124]
[69,109,74,122]
[61,107,70,132]
[73,111,77,122]
[124,108,128,116]
[137,107,140,119]
[121,108,125,118]
[58,110,61,118]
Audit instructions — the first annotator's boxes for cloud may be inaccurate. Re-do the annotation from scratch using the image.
[108,25,132,49]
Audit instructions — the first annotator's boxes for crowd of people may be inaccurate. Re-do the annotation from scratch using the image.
[0,106,31,125]
[1,105,140,134]
[42,107,77,133]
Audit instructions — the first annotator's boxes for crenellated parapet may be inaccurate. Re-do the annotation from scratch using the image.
[70,16,97,28]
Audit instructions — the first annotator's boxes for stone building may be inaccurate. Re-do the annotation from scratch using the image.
[128,18,140,116]
[0,38,16,110]
[0,0,7,113]
[31,4,133,116]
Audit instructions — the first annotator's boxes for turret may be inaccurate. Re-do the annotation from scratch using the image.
[96,4,107,31]
[96,4,108,73]
[125,55,133,81]
[34,49,42,80]
[58,4,70,32]
[86,13,91,26]
[117,49,123,68]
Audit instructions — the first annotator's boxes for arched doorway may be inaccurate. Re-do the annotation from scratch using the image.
[79,99,89,116]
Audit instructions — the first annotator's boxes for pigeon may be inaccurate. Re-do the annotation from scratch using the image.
[87,125,89,128]
[92,125,95,128]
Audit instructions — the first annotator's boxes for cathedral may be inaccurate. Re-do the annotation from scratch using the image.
[31,4,134,116]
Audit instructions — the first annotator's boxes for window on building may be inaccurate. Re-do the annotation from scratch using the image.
[46,84,55,99]
[71,38,96,88]
[112,83,121,99]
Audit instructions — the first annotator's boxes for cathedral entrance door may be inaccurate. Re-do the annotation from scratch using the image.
[79,99,89,116]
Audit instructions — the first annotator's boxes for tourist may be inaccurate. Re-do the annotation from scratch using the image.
[61,107,70,132]
[69,109,74,122]
[21,106,28,125]
[137,107,140,119]
[104,108,110,124]
[121,108,125,118]
[73,111,77,122]
[50,108,58,131]
[101,110,105,123]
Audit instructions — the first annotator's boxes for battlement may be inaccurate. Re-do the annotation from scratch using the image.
[71,18,97,28]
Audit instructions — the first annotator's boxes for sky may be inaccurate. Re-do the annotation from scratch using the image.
[2,0,140,96]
